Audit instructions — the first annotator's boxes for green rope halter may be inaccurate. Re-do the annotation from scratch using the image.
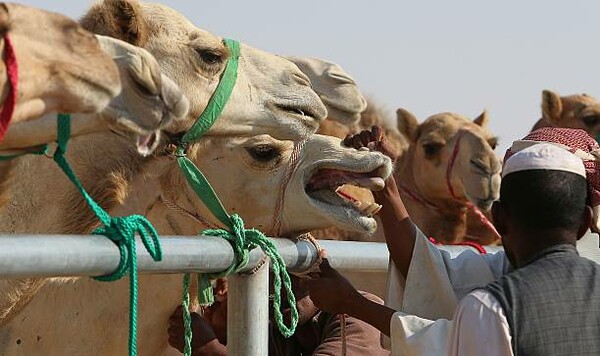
[0,145,48,161]
[176,39,298,355]
[52,114,162,356]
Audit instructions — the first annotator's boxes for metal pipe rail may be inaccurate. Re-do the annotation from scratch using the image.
[0,234,506,278]
[0,233,596,356]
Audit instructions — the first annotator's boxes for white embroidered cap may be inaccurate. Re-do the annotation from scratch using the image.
[502,143,586,178]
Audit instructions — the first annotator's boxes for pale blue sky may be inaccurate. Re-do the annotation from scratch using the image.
[20,0,600,153]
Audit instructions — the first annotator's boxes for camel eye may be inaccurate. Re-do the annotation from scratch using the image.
[246,145,280,162]
[582,115,600,128]
[196,49,223,65]
[422,142,443,157]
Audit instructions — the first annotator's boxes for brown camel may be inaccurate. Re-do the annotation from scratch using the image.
[312,103,501,245]
[0,34,190,209]
[0,3,120,125]
[0,35,188,152]
[531,89,600,138]
[392,108,501,244]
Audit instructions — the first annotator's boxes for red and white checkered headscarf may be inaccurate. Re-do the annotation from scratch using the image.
[503,127,600,232]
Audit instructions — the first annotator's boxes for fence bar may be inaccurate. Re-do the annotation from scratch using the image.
[0,233,597,279]
[227,261,269,355]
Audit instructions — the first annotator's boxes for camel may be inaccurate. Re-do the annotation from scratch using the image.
[0,0,356,353]
[78,0,327,142]
[0,35,188,153]
[0,34,190,209]
[0,3,121,126]
[531,90,600,138]
[0,131,392,355]
[287,56,367,127]
[311,104,501,245]
[393,108,501,244]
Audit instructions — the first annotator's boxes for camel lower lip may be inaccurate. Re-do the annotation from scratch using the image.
[307,186,380,215]
[305,189,378,233]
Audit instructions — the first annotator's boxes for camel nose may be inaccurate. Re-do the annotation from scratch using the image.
[160,75,189,127]
[292,72,312,87]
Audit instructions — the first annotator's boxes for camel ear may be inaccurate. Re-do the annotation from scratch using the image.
[473,110,489,127]
[79,0,148,47]
[541,89,563,123]
[396,108,419,142]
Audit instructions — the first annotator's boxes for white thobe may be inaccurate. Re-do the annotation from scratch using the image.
[383,227,513,355]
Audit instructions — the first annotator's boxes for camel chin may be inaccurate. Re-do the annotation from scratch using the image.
[305,166,389,234]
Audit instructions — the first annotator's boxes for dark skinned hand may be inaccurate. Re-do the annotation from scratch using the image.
[343,125,399,163]
[306,258,363,315]
[168,305,220,354]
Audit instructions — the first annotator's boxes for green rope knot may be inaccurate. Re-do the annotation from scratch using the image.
[183,214,298,343]
[93,215,162,282]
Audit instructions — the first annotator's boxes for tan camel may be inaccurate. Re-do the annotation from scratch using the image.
[0,1,350,353]
[287,56,367,126]
[310,100,407,241]
[393,108,501,244]
[79,0,327,142]
[531,90,600,138]
[0,129,392,354]
[0,3,121,125]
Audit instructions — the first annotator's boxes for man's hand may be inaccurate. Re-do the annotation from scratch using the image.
[168,305,225,355]
[306,259,364,315]
[343,125,399,163]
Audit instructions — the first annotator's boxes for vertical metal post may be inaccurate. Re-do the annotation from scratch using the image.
[227,260,269,355]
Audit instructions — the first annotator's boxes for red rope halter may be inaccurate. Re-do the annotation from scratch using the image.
[0,34,18,143]
[446,131,501,241]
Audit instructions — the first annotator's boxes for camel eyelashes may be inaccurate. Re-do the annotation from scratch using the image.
[422,142,443,157]
[195,48,223,65]
[581,115,600,128]
[246,144,281,162]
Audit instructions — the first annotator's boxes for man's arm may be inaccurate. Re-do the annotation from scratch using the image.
[344,127,416,278]
[373,175,416,278]
[307,259,396,336]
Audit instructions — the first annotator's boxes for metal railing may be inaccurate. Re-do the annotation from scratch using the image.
[0,233,597,354]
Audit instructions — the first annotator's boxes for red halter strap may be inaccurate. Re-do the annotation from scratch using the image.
[0,34,18,143]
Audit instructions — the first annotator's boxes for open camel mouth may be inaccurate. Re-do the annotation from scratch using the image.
[135,130,160,157]
[305,167,387,232]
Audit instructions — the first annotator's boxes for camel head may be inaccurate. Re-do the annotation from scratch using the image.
[165,134,392,236]
[287,56,367,126]
[80,0,327,142]
[2,3,121,123]
[397,108,501,211]
[95,35,189,155]
[0,35,189,156]
[541,89,600,137]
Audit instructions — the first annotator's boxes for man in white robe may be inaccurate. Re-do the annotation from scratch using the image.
[308,127,599,355]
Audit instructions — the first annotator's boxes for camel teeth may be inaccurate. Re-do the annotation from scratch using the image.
[358,147,370,152]
[362,202,382,216]
[371,203,382,215]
